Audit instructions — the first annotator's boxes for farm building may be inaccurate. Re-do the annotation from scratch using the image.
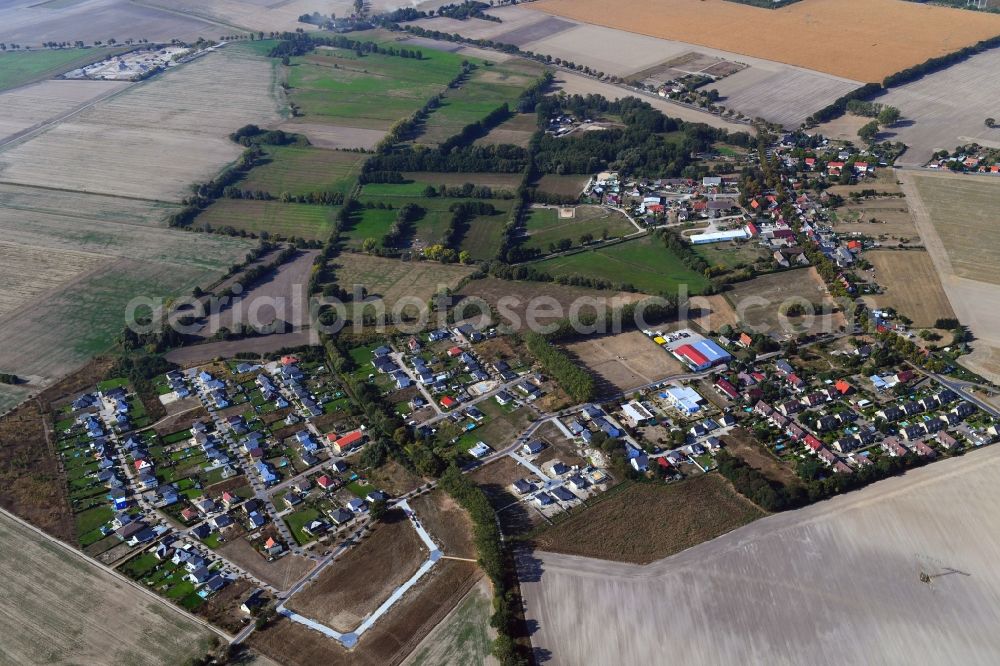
[689,227,751,244]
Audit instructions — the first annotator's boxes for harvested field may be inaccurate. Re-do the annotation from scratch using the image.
[0,43,283,201]
[865,250,955,327]
[456,277,647,330]
[881,49,1000,167]
[219,538,316,591]
[685,293,740,333]
[285,510,428,632]
[279,120,386,150]
[532,0,1000,82]
[520,445,1000,666]
[0,0,221,47]
[250,560,482,666]
[562,330,684,396]
[0,182,178,227]
[725,267,847,340]
[532,476,764,564]
[531,234,711,295]
[402,577,495,666]
[238,146,365,197]
[142,0,345,34]
[475,112,538,147]
[330,253,475,310]
[533,174,589,198]
[901,170,1000,382]
[0,508,219,665]
[710,66,856,128]
[195,199,341,241]
[0,79,130,143]
[0,241,106,319]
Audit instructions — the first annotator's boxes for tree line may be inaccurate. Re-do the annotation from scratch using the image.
[523,331,595,402]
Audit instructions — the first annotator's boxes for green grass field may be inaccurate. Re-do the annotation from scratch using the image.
[693,241,770,270]
[521,205,635,254]
[361,172,522,198]
[238,146,364,196]
[412,60,546,144]
[0,47,126,91]
[196,199,341,241]
[287,47,475,130]
[531,234,710,294]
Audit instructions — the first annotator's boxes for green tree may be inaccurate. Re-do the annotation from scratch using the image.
[877,106,900,126]
[858,120,880,144]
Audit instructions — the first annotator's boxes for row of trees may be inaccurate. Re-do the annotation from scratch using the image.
[523,331,595,402]
[382,203,421,247]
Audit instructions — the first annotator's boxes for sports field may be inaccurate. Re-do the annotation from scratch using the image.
[0,46,125,92]
[195,199,341,241]
[521,205,635,254]
[0,509,219,665]
[531,234,710,295]
[238,146,365,197]
[532,0,1000,82]
[412,59,546,145]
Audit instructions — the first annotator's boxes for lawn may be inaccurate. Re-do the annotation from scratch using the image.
[285,507,322,544]
[531,234,710,295]
[520,205,635,254]
[195,199,341,241]
[287,46,475,130]
[237,146,364,197]
[693,240,771,270]
[0,47,126,91]
[532,476,764,564]
[411,59,546,145]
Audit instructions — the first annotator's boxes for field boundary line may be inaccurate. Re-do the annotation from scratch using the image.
[0,507,234,642]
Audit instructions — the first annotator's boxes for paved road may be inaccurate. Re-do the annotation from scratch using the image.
[913,362,1000,419]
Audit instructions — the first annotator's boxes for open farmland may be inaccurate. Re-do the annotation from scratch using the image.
[0,47,126,92]
[521,445,1000,665]
[521,205,635,254]
[0,0,222,48]
[412,59,545,145]
[0,79,131,145]
[238,146,365,197]
[330,253,475,310]
[362,172,523,198]
[284,45,472,133]
[881,49,1000,167]
[563,330,684,395]
[195,199,341,241]
[0,42,283,201]
[402,577,494,666]
[0,509,219,665]
[532,0,1000,82]
[532,476,764,563]
[901,170,1000,381]
[865,250,955,327]
[475,112,538,147]
[0,241,106,319]
[726,267,847,340]
[531,234,710,295]
[286,511,428,632]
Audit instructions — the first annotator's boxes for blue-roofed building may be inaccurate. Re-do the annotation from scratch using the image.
[692,339,731,365]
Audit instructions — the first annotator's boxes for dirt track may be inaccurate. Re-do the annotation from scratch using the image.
[521,444,1000,665]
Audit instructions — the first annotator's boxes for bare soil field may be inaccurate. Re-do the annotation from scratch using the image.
[402,576,496,666]
[332,253,476,311]
[686,293,740,333]
[864,250,955,327]
[409,491,477,559]
[0,508,218,665]
[833,201,919,245]
[532,0,1000,82]
[710,66,857,128]
[563,330,684,395]
[0,0,223,45]
[199,249,319,337]
[0,79,130,144]
[532,476,765,564]
[219,537,316,590]
[251,560,482,666]
[521,445,1000,666]
[286,510,428,632]
[901,170,1000,382]
[880,49,1000,167]
[0,43,283,201]
[455,277,647,331]
[814,113,870,143]
[164,331,320,367]
[725,267,848,340]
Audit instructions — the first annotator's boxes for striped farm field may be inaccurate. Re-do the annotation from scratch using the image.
[195,199,341,241]
[237,146,365,197]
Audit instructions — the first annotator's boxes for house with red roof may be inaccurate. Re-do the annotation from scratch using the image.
[440,395,458,410]
[316,475,335,490]
[805,434,823,452]
[332,430,365,455]
[447,346,463,357]
[714,378,739,400]
[834,379,853,395]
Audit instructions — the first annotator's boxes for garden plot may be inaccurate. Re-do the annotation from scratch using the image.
[0,43,283,201]
[0,79,130,143]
